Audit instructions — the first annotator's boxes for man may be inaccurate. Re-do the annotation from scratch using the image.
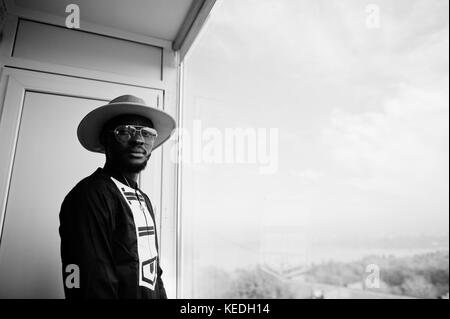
[59,94,176,299]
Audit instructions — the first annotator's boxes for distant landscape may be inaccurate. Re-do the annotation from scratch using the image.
[190,249,449,299]
[300,250,449,298]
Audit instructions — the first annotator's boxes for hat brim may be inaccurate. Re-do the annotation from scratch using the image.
[77,102,176,153]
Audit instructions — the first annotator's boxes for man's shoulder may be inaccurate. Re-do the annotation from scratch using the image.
[64,168,117,201]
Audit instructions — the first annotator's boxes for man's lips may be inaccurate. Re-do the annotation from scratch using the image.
[127,149,147,158]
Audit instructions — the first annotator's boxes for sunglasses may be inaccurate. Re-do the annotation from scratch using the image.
[108,125,158,146]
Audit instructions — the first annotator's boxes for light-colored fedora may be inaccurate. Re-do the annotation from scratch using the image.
[77,94,176,153]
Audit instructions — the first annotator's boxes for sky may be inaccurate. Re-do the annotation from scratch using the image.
[180,0,449,268]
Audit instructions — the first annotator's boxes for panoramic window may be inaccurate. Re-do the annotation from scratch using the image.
[179,0,449,299]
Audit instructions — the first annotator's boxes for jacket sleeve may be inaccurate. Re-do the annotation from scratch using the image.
[157,263,168,299]
[59,184,119,299]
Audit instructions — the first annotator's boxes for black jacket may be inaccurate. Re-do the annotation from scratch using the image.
[59,167,167,299]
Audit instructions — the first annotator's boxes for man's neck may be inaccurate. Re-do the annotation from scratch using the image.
[103,162,139,188]
[123,172,139,184]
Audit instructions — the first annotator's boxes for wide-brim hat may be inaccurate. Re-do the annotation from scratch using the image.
[77,94,176,153]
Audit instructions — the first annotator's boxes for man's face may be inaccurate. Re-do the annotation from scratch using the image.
[101,114,155,173]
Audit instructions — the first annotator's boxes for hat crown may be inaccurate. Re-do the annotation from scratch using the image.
[109,94,146,105]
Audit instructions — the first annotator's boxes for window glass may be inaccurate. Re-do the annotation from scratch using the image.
[180,0,449,299]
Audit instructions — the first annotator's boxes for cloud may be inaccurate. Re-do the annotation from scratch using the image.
[184,0,449,238]
[289,169,324,182]
[322,83,448,197]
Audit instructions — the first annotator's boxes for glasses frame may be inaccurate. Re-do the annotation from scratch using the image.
[107,124,158,146]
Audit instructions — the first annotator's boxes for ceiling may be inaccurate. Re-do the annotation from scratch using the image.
[9,0,195,41]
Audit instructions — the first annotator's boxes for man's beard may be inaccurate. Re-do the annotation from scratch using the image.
[122,159,148,173]
[109,153,151,173]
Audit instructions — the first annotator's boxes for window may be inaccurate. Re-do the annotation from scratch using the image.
[179,0,449,299]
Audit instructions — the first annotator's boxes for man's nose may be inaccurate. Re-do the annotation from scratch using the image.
[130,131,145,144]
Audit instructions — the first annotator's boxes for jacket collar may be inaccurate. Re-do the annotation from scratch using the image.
[99,165,139,190]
